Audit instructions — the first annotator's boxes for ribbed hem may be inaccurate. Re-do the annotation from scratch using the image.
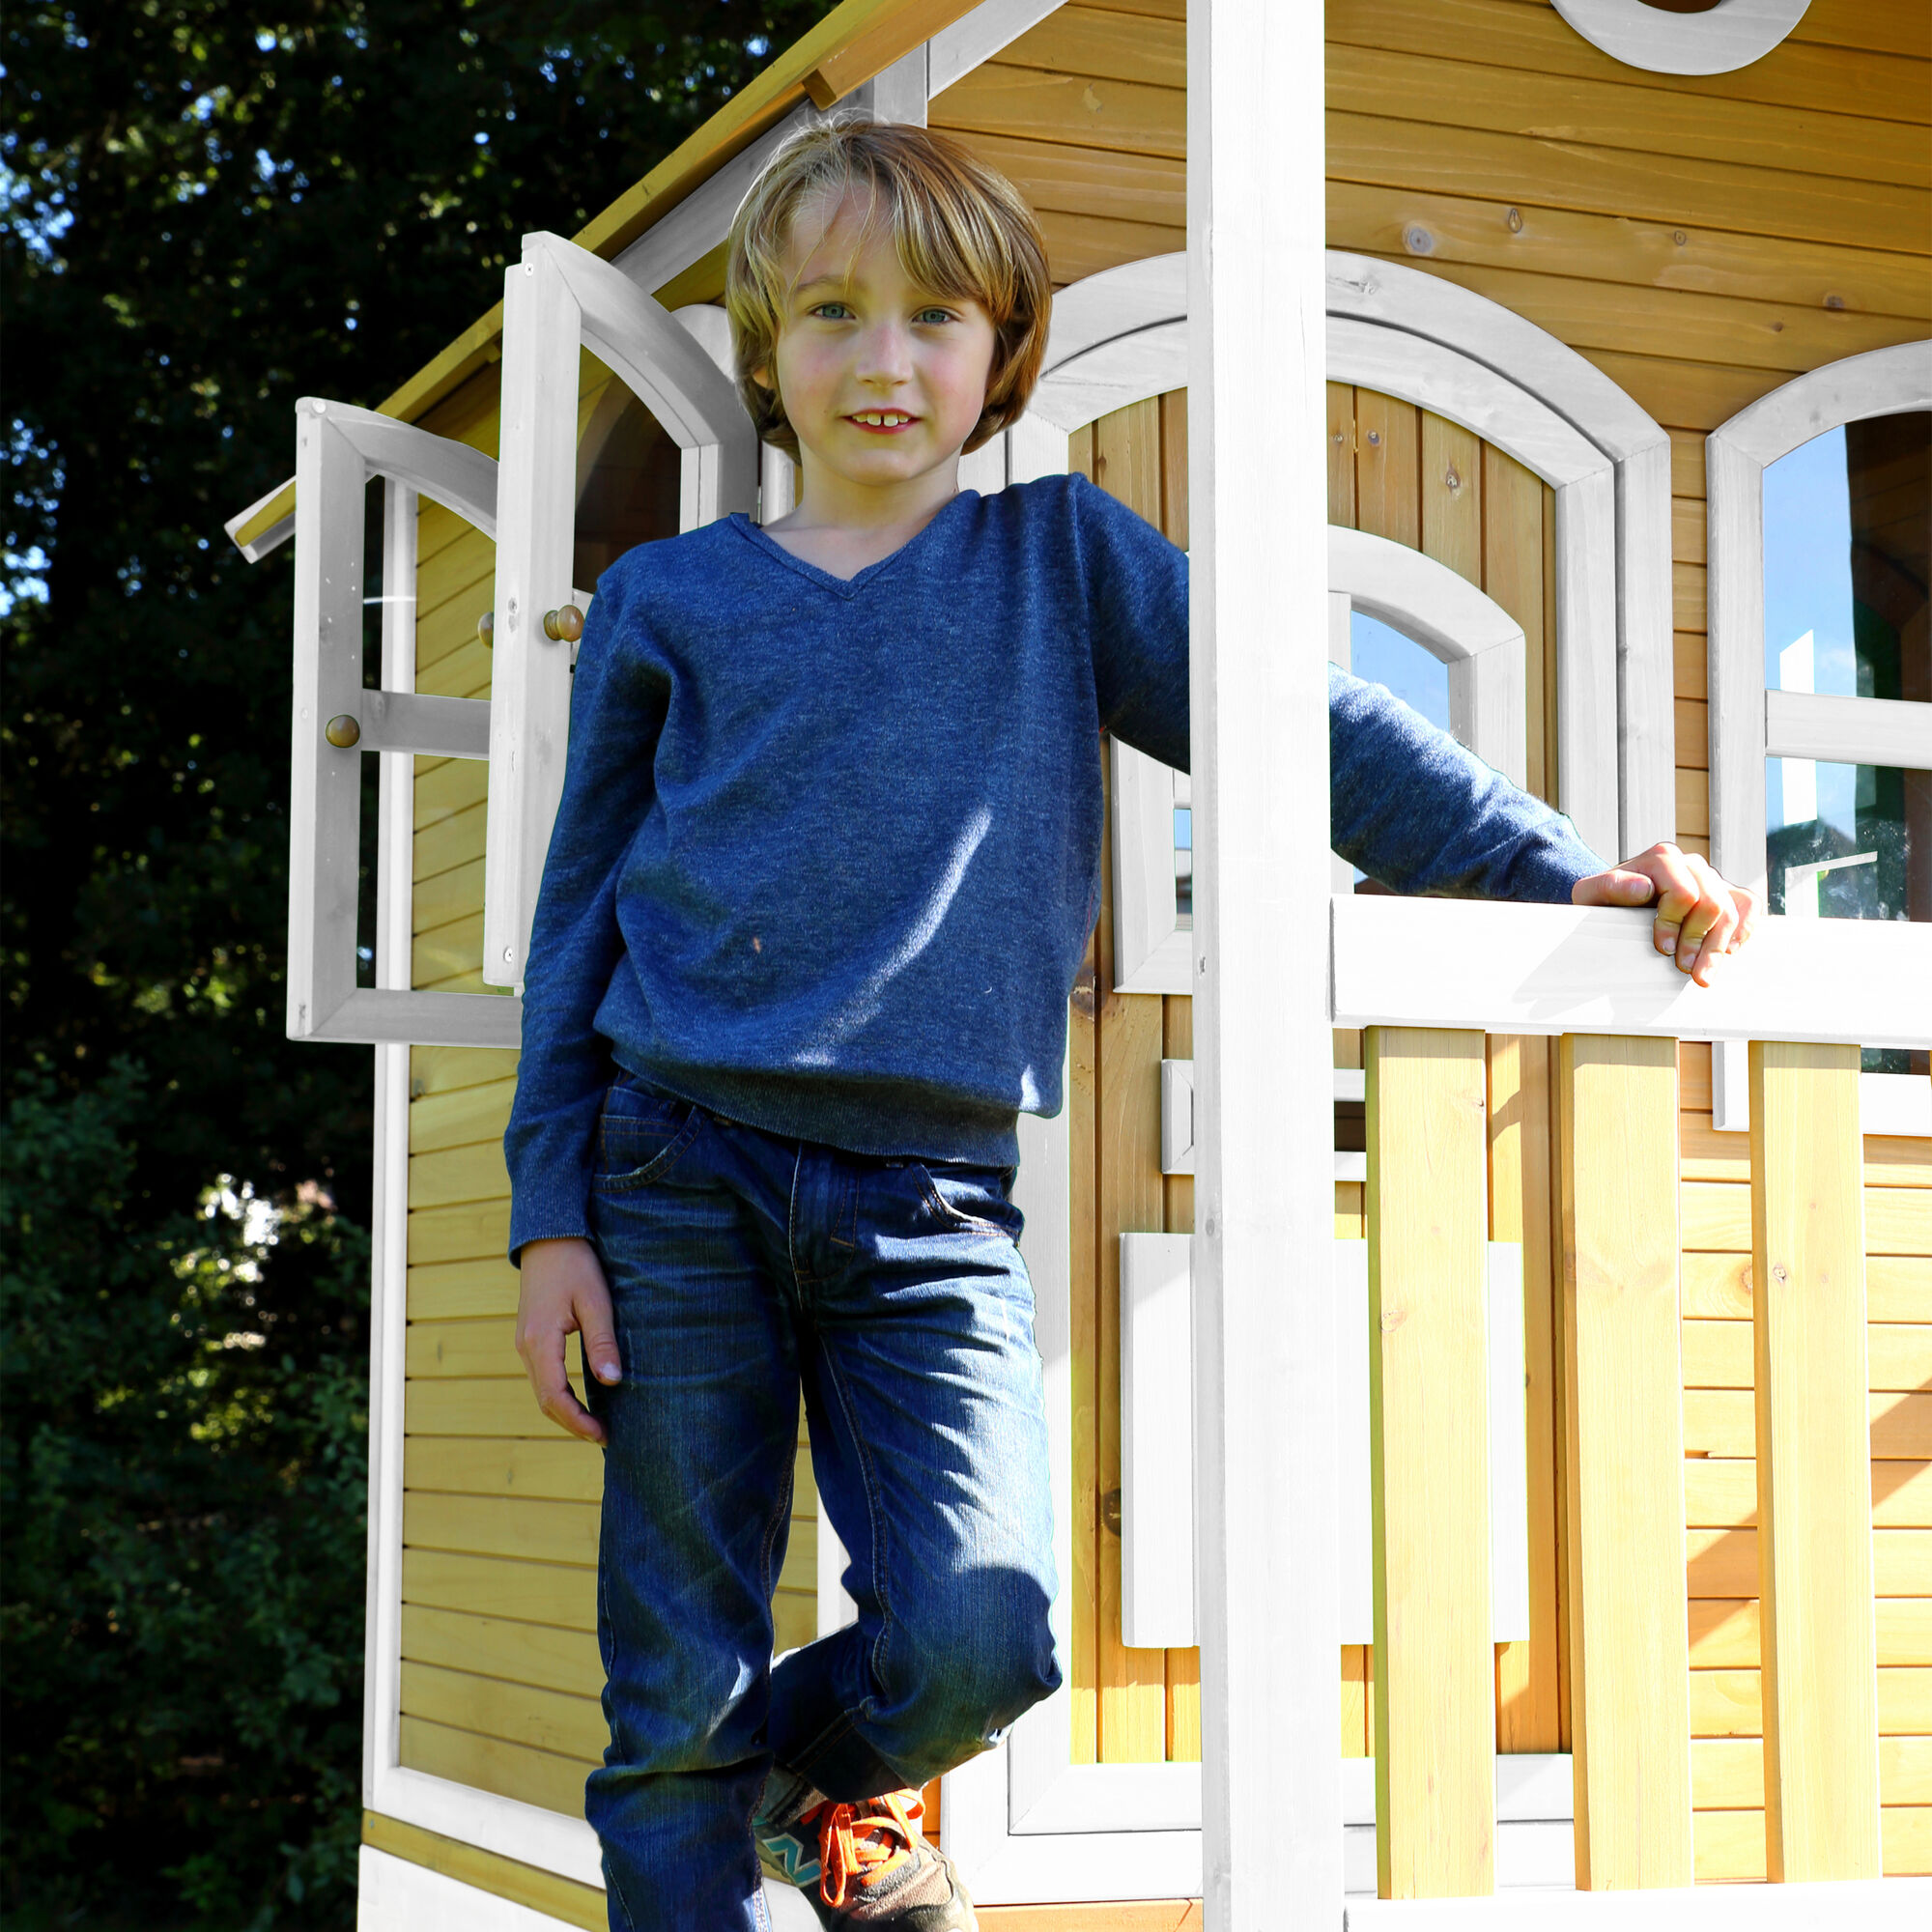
[613,1052,1024,1171]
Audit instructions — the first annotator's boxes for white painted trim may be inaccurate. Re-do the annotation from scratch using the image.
[1706,340,1932,1132]
[1040,252,1188,376]
[1865,1071,1932,1138]
[1766,689,1932,771]
[358,1845,577,1932]
[356,1842,819,1931]
[1110,739,1193,994]
[1030,321,1190,435]
[1325,254,1662,464]
[928,0,1065,97]
[1345,1875,1932,1930]
[1125,1236,1529,1652]
[1328,251,1674,855]
[1330,526,1527,788]
[1330,322,1605,491]
[286,401,513,1049]
[483,232,757,990]
[1120,1234,1197,1650]
[226,475,297,561]
[1551,0,1809,77]
[1331,896,1932,1050]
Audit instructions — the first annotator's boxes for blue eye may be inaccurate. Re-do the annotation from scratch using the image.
[915,308,953,326]
[812,301,854,321]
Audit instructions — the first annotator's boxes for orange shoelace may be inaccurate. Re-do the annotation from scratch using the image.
[814,1788,924,1909]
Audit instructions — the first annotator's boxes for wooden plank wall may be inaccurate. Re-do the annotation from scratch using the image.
[945,0,1931,1868]
[1326,391,1566,1766]
[1062,395,1202,1765]
[1322,0,1930,1877]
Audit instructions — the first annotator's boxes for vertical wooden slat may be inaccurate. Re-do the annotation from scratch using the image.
[1491,1033,1563,1753]
[1367,1026,1494,1899]
[1159,388,1189,551]
[1750,1039,1882,1881]
[1560,1035,1693,1889]
[1354,392,1421,550]
[1480,446,1550,804]
[1067,928,1099,1767]
[1327,383,1357,526]
[1421,413,1483,588]
[1093,401,1175,1764]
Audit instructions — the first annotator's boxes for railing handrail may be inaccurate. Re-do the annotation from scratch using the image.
[1330,895,1928,1049]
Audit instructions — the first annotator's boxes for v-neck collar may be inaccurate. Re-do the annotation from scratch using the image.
[727,490,976,599]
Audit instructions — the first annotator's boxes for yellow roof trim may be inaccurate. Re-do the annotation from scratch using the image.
[227,0,978,555]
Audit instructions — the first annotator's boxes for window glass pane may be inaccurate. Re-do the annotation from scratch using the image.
[1173,805,1191,927]
[1763,412,1929,705]
[1348,610,1450,732]
[1763,412,1928,1074]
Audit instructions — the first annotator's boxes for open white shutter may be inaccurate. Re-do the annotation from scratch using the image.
[286,398,515,1048]
[481,232,758,989]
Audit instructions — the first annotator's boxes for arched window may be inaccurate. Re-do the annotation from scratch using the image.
[1708,341,1932,1134]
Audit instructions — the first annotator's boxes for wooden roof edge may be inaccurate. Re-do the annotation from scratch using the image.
[225,0,970,557]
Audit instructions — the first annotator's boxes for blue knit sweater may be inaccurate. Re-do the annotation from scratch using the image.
[504,474,1604,1260]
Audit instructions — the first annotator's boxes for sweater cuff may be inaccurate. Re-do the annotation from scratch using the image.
[507,1193,593,1267]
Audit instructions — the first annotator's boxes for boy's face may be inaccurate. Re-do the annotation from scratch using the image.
[759,188,999,497]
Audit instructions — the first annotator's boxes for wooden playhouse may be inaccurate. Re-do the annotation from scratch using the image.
[228,1,1932,1924]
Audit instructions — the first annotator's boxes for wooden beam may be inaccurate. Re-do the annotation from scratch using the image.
[1750,1040,1883,1881]
[1559,1035,1693,1889]
[1366,1027,1494,1898]
[1187,0,1338,1922]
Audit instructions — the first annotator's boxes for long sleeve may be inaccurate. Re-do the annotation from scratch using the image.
[1329,663,1605,899]
[1067,472,1605,900]
[502,562,668,1262]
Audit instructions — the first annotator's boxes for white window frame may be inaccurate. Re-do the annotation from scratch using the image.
[481,232,759,990]
[1109,250,1664,995]
[286,399,518,1049]
[1707,340,1932,1136]
[1552,0,1809,76]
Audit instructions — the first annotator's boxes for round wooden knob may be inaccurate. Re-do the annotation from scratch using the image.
[477,610,495,649]
[325,714,361,749]
[543,604,584,644]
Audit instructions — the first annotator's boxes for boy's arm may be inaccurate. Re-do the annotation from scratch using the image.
[1327,663,1602,902]
[502,566,668,1264]
[1332,667,1757,982]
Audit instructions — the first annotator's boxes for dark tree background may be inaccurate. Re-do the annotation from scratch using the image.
[2,5,833,1924]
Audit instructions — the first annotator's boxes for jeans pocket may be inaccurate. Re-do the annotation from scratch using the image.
[911,1161,1025,1239]
[594,1083,703,1193]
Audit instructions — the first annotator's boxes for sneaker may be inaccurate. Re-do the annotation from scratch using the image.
[756,1786,975,1929]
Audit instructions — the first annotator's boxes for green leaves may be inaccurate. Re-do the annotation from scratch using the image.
[4,2,840,1921]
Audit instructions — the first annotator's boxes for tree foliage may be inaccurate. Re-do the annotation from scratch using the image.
[2,3,835,1921]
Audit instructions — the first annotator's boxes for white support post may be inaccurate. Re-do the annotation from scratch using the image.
[1554,470,1622,864]
[1189,1,1340,1926]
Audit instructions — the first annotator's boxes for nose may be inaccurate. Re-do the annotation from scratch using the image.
[853,316,915,388]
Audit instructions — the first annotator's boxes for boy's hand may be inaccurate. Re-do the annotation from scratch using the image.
[1572,840,1761,988]
[515,1236,622,1445]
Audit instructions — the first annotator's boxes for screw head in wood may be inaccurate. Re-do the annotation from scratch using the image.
[543,603,585,644]
[325,714,361,749]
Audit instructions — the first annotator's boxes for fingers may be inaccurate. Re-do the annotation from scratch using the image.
[525,1324,607,1444]
[1570,867,1658,909]
[1576,843,1760,988]
[577,1273,622,1388]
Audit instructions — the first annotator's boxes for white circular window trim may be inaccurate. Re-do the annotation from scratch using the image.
[1552,0,1809,76]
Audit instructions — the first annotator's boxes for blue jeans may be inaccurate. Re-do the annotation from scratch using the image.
[582,1073,1061,1931]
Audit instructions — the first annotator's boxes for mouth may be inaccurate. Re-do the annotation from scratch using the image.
[845,410,919,434]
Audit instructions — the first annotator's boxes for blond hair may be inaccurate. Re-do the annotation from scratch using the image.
[725,120,1052,458]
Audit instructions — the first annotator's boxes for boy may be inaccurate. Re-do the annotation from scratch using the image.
[506,123,1754,1932]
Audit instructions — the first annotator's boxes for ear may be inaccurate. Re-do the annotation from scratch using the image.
[750,363,774,393]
